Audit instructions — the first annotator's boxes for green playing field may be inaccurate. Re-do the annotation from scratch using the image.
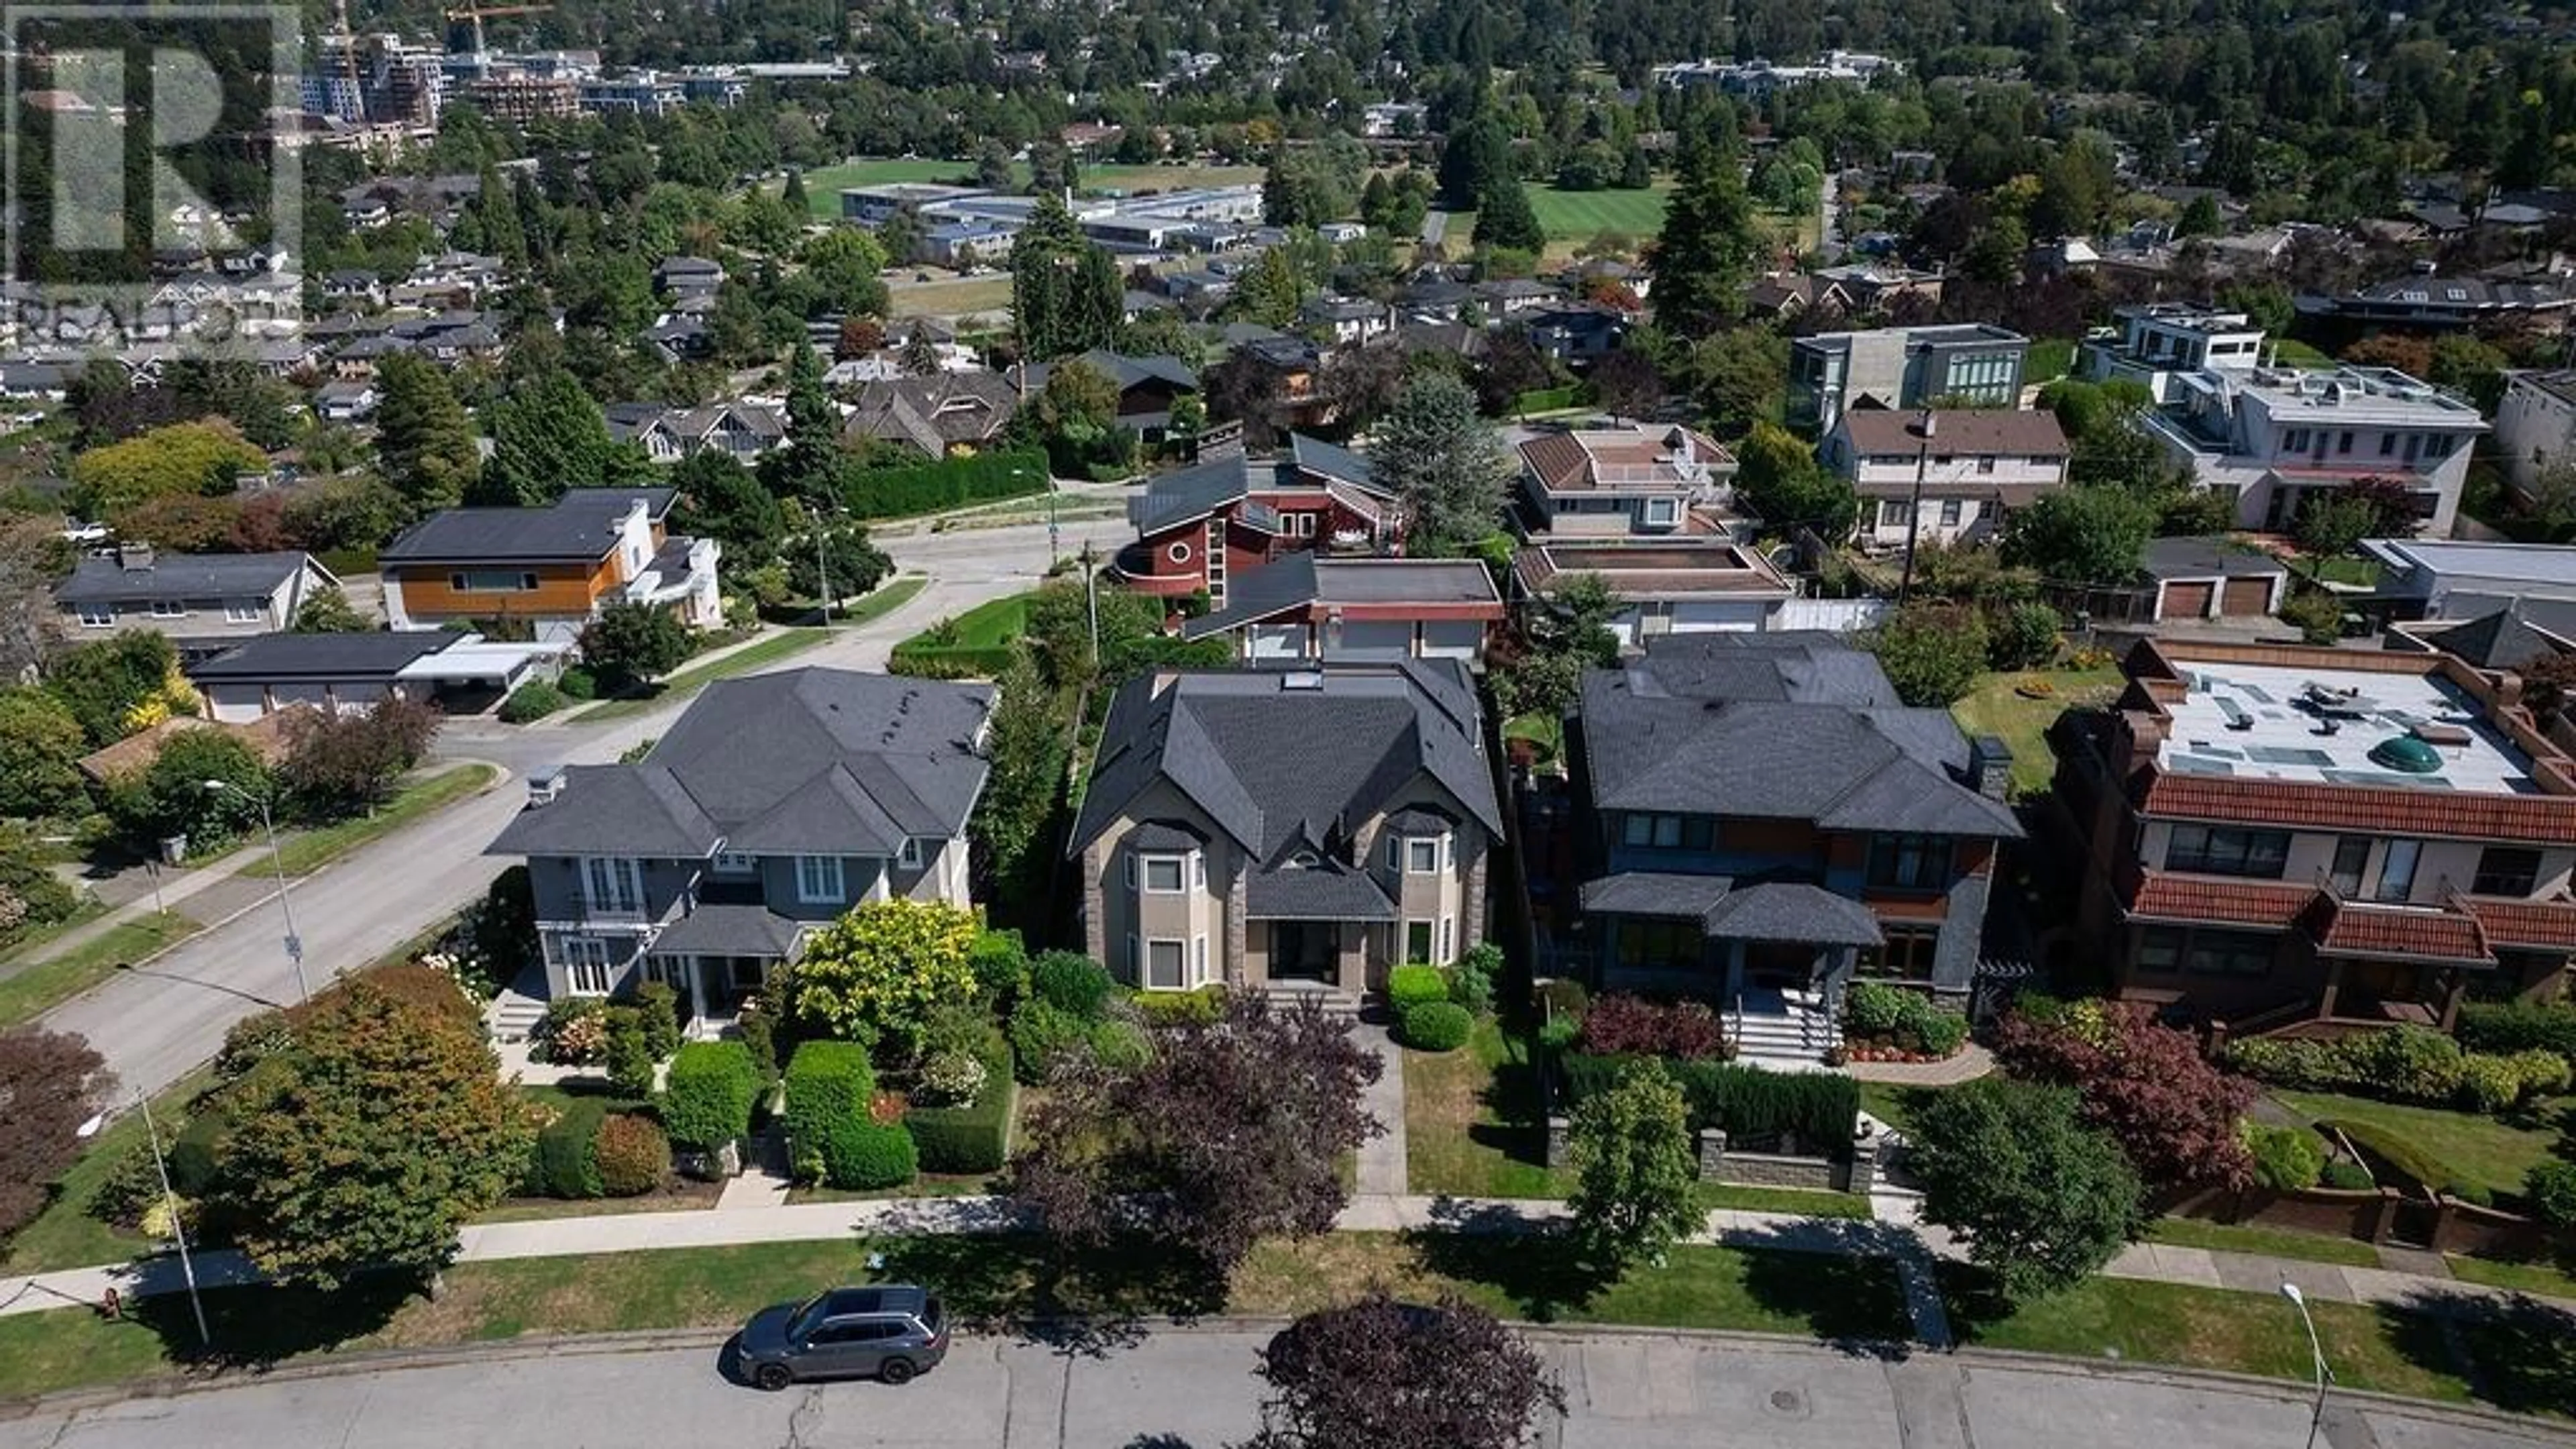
[1524,184,1673,241]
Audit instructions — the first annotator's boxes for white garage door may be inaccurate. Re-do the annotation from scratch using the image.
[207,684,268,724]
[1419,621,1484,660]
[1332,621,1415,661]
[1248,624,1307,660]
[1673,601,1768,632]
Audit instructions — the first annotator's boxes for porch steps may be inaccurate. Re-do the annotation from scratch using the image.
[1258,983,1363,1021]
[1731,1002,1841,1072]
[486,964,550,1042]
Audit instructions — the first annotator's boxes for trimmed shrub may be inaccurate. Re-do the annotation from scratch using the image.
[907,1042,1018,1175]
[534,997,607,1064]
[2351,1026,2465,1104]
[2525,1161,2576,1227]
[532,1097,611,1198]
[2459,1053,2525,1115]
[1915,1008,1970,1058]
[2512,1048,2573,1101]
[1537,1015,1580,1053]
[2320,1159,2373,1191]
[594,1113,671,1196]
[663,1040,758,1149]
[2458,1001,2576,1061]
[2245,1123,2325,1192]
[1845,981,1909,1037]
[555,667,598,700]
[1132,985,1226,1028]
[843,446,1050,521]
[1576,994,1726,1060]
[604,1006,655,1098]
[1403,1002,1474,1052]
[2220,1036,2353,1093]
[1028,950,1114,1020]
[1562,1053,1857,1147]
[1089,1017,1153,1071]
[916,1049,989,1107]
[1387,965,1450,1012]
[738,1008,779,1085]
[1451,943,1501,1014]
[498,680,566,723]
[783,1040,875,1178]
[968,928,1030,1007]
[1008,999,1091,1084]
[635,981,683,1060]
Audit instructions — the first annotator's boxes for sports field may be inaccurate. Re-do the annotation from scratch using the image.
[1525,182,1672,242]
[789,157,1263,219]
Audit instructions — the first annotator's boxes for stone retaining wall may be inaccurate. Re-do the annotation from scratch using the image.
[1544,1116,1876,1195]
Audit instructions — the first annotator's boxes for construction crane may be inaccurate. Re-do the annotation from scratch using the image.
[443,3,552,62]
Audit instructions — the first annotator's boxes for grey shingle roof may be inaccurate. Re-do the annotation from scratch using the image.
[187,631,451,682]
[1580,871,1733,920]
[1246,863,1397,920]
[381,490,677,565]
[1071,661,1501,862]
[55,551,317,606]
[651,904,806,958]
[489,669,993,861]
[1132,455,1254,535]
[1576,873,1884,946]
[1577,635,2021,839]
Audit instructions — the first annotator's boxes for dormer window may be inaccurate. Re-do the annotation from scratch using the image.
[1386,832,1450,874]
[1287,849,1320,869]
[1128,849,1199,893]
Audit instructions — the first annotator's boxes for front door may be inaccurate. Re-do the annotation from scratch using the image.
[1743,941,1813,996]
[1271,922,1335,981]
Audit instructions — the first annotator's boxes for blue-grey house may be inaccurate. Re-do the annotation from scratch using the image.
[1564,633,2022,1061]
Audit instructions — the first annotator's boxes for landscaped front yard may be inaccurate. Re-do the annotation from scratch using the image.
[2273,1091,2569,1203]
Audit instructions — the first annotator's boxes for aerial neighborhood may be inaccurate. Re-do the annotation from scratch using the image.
[9,1,2576,1442]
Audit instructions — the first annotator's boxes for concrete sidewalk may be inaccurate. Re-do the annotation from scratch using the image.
[11,1190,2568,1342]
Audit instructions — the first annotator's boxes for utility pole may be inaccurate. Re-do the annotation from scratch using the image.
[1895,409,1935,606]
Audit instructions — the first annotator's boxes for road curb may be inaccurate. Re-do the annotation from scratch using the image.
[8,1316,2575,1441]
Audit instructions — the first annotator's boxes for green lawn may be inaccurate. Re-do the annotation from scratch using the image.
[1950,667,2127,798]
[2300,553,2383,587]
[1941,1267,2471,1406]
[266,765,501,877]
[892,589,1036,658]
[888,274,1016,321]
[576,616,856,724]
[0,1232,1909,1401]
[1,1069,215,1273]
[2272,338,2337,367]
[0,910,201,1030]
[2447,1254,2576,1299]
[2145,1216,2383,1268]
[2026,337,2078,382]
[2274,1091,2567,1202]
[1525,183,1672,243]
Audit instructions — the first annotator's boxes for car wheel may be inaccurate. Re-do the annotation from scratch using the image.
[755,1362,794,1391]
[879,1358,916,1385]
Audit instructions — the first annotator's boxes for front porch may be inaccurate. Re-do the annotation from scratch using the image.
[1580,873,1884,1068]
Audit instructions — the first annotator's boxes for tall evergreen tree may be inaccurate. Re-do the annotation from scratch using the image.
[1647,134,1764,336]
[1373,372,1514,555]
[1012,195,1122,362]
[474,366,614,506]
[1472,175,1545,253]
[759,341,847,506]
[374,353,480,516]
[1438,114,1513,209]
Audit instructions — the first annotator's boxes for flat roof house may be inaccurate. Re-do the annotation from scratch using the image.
[1788,323,2029,434]
[2361,538,2576,640]
[2051,639,2576,1036]
[2080,303,2267,405]
[379,487,720,644]
[1562,633,2023,1065]
[2142,364,2486,537]
[487,669,994,1014]
[1068,661,1503,1011]
[53,546,335,662]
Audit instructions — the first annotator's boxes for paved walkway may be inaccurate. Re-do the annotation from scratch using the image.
[1352,1022,1409,1196]
[1844,1043,1996,1087]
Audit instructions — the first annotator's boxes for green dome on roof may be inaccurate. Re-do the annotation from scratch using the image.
[2368,735,2443,775]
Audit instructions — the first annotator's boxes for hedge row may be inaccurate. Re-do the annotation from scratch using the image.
[2222,1027,2570,1115]
[1560,1052,1858,1148]
[529,1097,613,1198]
[844,447,1050,521]
[664,1040,759,1150]
[2457,1001,2576,1060]
[905,1041,1018,1174]
[887,643,1018,680]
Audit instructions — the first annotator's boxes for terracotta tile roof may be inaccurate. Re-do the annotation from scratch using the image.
[2303,896,2492,964]
[2138,771,2576,848]
[2125,870,2316,928]
[2460,895,2576,951]
[1519,432,1591,493]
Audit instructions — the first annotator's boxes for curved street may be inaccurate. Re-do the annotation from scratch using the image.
[1,1328,2565,1449]
[35,511,1134,1105]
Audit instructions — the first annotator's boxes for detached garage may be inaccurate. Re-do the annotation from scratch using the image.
[189,632,458,722]
[2142,538,2288,625]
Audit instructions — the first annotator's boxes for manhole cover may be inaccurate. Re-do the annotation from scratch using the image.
[1770,1389,1807,1414]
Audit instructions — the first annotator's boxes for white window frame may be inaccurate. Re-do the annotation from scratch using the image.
[1167,540,1193,564]
[1939,498,1963,527]
[1438,915,1454,962]
[1405,920,1434,964]
[1878,499,1911,527]
[1406,837,1442,874]
[581,856,643,914]
[712,851,757,875]
[897,837,924,869]
[561,935,612,995]
[1140,853,1187,894]
[224,600,266,623]
[795,854,845,904]
[1642,496,1679,527]
[1193,934,1209,983]
[449,570,541,592]
[149,598,186,619]
[1144,936,1187,990]
[76,603,114,627]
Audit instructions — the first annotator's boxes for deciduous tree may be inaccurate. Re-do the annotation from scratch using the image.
[1013,996,1381,1281]
[72,420,266,521]
[290,585,370,634]
[783,899,981,1053]
[1374,372,1513,555]
[277,698,441,816]
[0,688,89,818]
[46,632,188,745]
[1589,348,1664,423]
[1911,1077,2143,1301]
[2001,486,2155,585]
[1992,1002,2255,1191]
[1566,1058,1700,1275]
[1731,422,1857,539]
[0,1028,113,1237]
[1865,604,1990,707]
[217,979,532,1290]
[1243,1294,1564,1449]
[578,601,694,690]
[800,228,890,319]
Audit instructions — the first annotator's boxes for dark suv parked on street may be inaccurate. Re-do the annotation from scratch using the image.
[737,1285,949,1389]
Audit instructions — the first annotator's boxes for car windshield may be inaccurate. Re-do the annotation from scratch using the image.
[789,1294,832,1338]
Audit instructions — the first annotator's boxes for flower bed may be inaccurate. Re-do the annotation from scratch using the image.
[1841,981,1969,1061]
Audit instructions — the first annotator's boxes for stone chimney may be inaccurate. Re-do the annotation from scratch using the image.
[1967,734,2014,800]
[116,543,155,572]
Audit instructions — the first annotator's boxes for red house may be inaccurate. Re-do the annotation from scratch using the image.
[1115,434,1403,608]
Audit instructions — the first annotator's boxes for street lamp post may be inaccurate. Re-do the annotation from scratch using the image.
[2280,1281,2332,1449]
[204,779,307,1003]
[76,1099,210,1350]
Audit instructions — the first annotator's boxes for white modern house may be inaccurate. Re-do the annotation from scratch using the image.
[2141,365,2487,536]
[2361,539,2576,639]
[2080,303,2267,404]
[2496,370,2576,503]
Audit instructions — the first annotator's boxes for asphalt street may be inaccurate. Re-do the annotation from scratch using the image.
[1,1330,2565,1449]
[39,513,1133,1104]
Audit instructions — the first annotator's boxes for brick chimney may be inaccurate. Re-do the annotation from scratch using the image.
[1967,734,2014,800]
[116,543,155,572]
